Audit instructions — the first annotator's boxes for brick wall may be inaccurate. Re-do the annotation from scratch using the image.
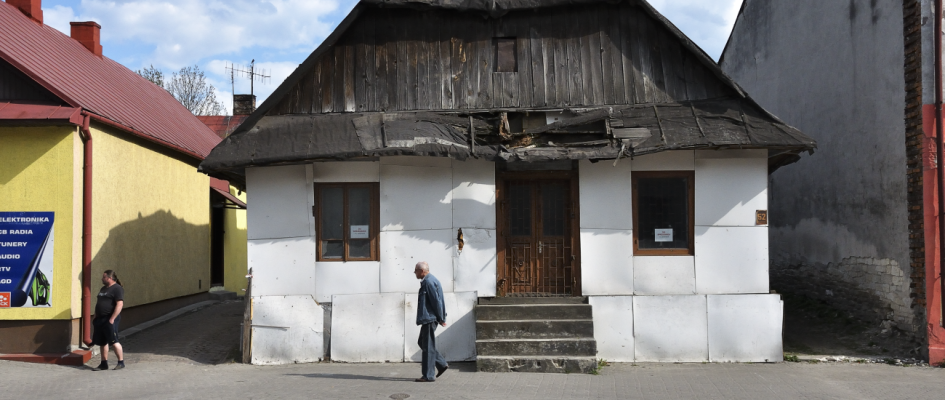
[903,0,927,344]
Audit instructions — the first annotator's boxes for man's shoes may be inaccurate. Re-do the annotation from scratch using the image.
[93,362,108,371]
[113,362,125,370]
[436,364,449,378]
[414,377,433,382]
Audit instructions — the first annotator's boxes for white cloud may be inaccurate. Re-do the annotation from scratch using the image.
[43,5,76,35]
[648,0,742,60]
[73,0,344,69]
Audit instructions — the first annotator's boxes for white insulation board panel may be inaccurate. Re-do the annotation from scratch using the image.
[453,228,497,297]
[380,230,455,293]
[580,229,633,296]
[246,165,311,240]
[694,157,767,227]
[314,262,380,303]
[579,160,632,230]
[381,156,452,168]
[631,150,695,171]
[589,296,635,362]
[708,295,783,362]
[695,226,769,294]
[380,164,453,231]
[249,237,316,297]
[633,256,695,295]
[251,295,324,365]
[313,161,380,182]
[695,149,767,160]
[451,159,496,229]
[634,295,708,362]
[331,293,406,362]
[404,292,478,362]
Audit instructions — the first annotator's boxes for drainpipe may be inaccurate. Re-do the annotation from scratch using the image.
[79,112,93,346]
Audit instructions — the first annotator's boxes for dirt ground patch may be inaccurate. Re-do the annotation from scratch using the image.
[781,291,923,360]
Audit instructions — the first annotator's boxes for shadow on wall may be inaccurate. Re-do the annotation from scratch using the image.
[90,210,210,310]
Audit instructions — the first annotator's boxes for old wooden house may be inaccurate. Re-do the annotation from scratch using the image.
[200,0,816,371]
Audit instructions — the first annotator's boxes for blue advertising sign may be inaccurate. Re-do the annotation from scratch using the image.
[0,212,54,308]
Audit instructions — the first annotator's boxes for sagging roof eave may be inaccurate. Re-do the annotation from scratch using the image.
[203,140,814,190]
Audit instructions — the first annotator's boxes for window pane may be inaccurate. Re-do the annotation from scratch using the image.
[637,177,689,249]
[509,183,532,236]
[321,240,344,259]
[320,187,344,240]
[348,187,371,229]
[541,183,567,236]
[349,239,371,259]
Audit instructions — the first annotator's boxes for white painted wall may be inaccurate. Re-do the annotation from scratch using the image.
[451,159,496,229]
[331,293,406,362]
[380,230,454,293]
[633,295,709,362]
[695,151,767,227]
[313,161,380,182]
[404,292,478,362]
[251,295,324,365]
[707,294,783,362]
[580,229,633,295]
[453,228,497,296]
[248,237,316,297]
[314,262,380,303]
[246,165,312,240]
[632,150,695,171]
[381,156,452,168]
[589,296,635,362]
[380,164,453,231]
[633,256,695,295]
[695,227,769,294]
[579,160,632,230]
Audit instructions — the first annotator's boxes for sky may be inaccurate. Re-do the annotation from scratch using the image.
[38,0,742,114]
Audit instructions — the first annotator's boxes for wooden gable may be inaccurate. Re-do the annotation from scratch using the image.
[268,2,735,115]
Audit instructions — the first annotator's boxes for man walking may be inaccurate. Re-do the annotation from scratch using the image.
[414,261,448,382]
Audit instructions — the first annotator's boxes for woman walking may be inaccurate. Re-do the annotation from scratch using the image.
[92,270,124,371]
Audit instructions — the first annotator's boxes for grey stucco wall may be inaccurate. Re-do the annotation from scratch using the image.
[721,0,917,333]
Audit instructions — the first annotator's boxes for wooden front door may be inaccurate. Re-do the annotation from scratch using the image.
[497,172,580,296]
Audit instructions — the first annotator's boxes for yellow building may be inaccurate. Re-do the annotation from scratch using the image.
[0,0,230,361]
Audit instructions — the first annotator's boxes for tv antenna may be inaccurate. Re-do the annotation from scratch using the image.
[225,59,271,97]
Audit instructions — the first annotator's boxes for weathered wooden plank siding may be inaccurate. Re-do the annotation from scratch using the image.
[269,3,733,115]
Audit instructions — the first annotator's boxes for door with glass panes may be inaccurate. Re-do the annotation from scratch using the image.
[497,172,580,296]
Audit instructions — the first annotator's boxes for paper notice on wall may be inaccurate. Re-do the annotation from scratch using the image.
[654,229,673,242]
[350,225,370,239]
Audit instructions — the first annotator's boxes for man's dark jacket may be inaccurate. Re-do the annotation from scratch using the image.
[416,273,447,325]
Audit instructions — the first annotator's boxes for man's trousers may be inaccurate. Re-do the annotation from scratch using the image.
[418,322,448,380]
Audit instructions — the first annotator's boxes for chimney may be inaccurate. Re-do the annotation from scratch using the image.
[70,21,102,58]
[233,94,256,116]
[8,0,43,23]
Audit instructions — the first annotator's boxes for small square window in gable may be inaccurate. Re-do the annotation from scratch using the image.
[495,38,517,73]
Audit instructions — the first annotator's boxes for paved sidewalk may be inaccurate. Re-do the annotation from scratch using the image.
[0,358,941,399]
[3,301,937,399]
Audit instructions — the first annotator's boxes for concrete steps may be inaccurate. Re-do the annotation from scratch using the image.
[475,297,597,373]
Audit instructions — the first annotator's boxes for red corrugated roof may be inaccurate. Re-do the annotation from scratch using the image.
[0,2,221,159]
[197,115,250,139]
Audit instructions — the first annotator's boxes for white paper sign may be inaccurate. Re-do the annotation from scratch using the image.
[350,225,370,239]
[654,229,673,242]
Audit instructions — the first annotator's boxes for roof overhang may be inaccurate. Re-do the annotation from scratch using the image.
[0,101,83,125]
